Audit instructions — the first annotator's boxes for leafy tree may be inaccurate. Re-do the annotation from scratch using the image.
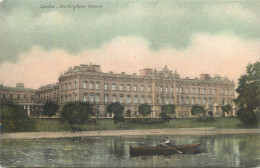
[60,102,92,131]
[221,104,232,117]
[160,105,175,122]
[43,101,59,117]
[191,104,205,117]
[106,102,125,124]
[138,104,151,118]
[235,61,260,127]
[1,102,35,133]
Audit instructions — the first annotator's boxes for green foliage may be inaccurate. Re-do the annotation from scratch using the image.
[43,101,59,117]
[60,102,92,131]
[138,104,151,118]
[191,104,205,116]
[237,107,258,127]
[235,61,260,127]
[160,105,175,122]
[221,104,232,116]
[106,102,125,124]
[1,102,35,133]
[197,116,216,122]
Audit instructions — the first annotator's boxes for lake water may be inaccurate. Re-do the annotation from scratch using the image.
[0,134,259,167]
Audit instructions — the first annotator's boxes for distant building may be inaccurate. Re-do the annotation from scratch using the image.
[0,63,236,118]
[58,63,236,117]
[35,83,59,104]
[0,83,35,105]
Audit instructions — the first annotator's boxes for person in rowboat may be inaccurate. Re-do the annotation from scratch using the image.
[160,137,171,146]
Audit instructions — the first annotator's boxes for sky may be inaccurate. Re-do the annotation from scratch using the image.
[0,0,259,89]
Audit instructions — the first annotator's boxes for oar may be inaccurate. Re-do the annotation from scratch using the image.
[161,143,183,154]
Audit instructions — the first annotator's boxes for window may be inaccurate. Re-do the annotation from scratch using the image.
[112,84,116,90]
[74,94,77,101]
[95,95,100,103]
[148,86,151,92]
[141,85,144,92]
[24,95,27,100]
[69,94,72,102]
[83,82,87,89]
[176,87,179,93]
[159,98,162,104]
[209,99,212,105]
[197,98,201,105]
[134,85,137,91]
[160,86,163,93]
[180,88,183,93]
[202,99,205,105]
[165,87,168,93]
[202,88,206,95]
[165,98,169,104]
[68,82,71,90]
[141,97,145,104]
[74,81,77,89]
[127,85,130,91]
[60,85,63,91]
[186,98,189,105]
[96,83,99,89]
[65,83,68,90]
[208,88,211,95]
[127,96,131,104]
[90,95,94,103]
[228,90,231,95]
[83,94,87,102]
[134,97,138,104]
[148,97,152,104]
[170,86,173,93]
[17,95,20,100]
[170,98,174,104]
[196,88,199,95]
[89,82,93,89]
[213,89,216,95]
[104,83,108,90]
[120,96,123,103]
[191,88,194,94]
[119,84,123,91]
[185,88,189,94]
[192,98,194,105]
[180,98,183,104]
[104,95,108,103]
[112,95,116,103]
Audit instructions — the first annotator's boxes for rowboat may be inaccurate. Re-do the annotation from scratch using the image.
[129,143,201,156]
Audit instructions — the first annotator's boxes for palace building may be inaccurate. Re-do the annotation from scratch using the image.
[58,63,236,117]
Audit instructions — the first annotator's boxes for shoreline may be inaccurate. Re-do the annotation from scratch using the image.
[1,127,259,140]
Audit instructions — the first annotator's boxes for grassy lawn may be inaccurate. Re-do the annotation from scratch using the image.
[31,117,244,132]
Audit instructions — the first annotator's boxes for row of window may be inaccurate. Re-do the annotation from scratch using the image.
[0,93,34,100]
[60,94,230,106]
[60,81,234,96]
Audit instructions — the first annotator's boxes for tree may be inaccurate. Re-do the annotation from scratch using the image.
[1,102,35,133]
[160,105,175,122]
[191,104,205,117]
[60,102,92,131]
[106,102,125,124]
[235,61,260,127]
[42,101,59,117]
[221,104,232,117]
[138,104,151,118]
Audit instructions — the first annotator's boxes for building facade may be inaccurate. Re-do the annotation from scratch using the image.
[0,83,35,105]
[58,64,236,117]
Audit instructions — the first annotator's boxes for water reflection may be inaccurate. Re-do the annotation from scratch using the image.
[0,134,259,167]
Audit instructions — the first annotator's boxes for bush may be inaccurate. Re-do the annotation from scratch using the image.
[1,102,35,132]
[197,116,216,122]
